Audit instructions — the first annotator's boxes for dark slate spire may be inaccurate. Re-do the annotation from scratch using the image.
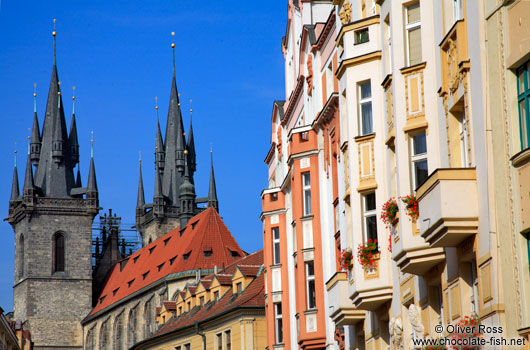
[30,87,41,166]
[137,155,145,209]
[155,99,165,175]
[10,150,20,203]
[87,136,98,194]
[187,107,196,182]
[208,149,219,212]
[179,150,196,227]
[76,164,82,187]
[153,153,164,217]
[154,156,163,200]
[69,91,79,166]
[23,141,35,198]
[34,28,76,198]
[161,37,186,206]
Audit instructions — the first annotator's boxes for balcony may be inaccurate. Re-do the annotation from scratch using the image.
[349,254,393,311]
[417,168,478,247]
[326,272,365,326]
[288,126,317,159]
[261,188,285,213]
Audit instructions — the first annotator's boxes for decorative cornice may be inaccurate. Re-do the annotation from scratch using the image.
[336,51,382,78]
[281,75,305,126]
[314,9,336,51]
[264,142,277,164]
[510,147,530,168]
[313,93,339,128]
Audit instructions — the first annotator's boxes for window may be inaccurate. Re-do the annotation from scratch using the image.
[272,227,281,265]
[128,307,137,348]
[411,133,428,189]
[113,313,123,350]
[292,223,297,254]
[99,320,110,350]
[355,28,369,44]
[199,296,204,306]
[144,298,154,337]
[217,333,222,350]
[405,3,422,66]
[359,81,373,135]
[53,232,65,272]
[184,344,191,350]
[225,330,231,350]
[518,61,530,149]
[275,303,283,344]
[302,173,312,216]
[326,62,334,98]
[306,261,316,309]
[236,282,242,294]
[214,291,220,301]
[362,193,378,244]
[19,235,24,279]
[458,111,469,167]
[453,0,463,22]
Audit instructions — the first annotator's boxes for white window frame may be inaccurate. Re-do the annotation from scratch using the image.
[459,113,469,167]
[453,0,463,22]
[410,132,428,189]
[405,3,422,66]
[272,227,281,265]
[362,192,377,244]
[275,302,283,344]
[358,80,373,135]
[306,261,316,310]
[302,173,312,216]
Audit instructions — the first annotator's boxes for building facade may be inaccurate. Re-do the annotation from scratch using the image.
[263,1,530,349]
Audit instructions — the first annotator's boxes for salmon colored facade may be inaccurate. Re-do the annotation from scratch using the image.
[261,1,341,349]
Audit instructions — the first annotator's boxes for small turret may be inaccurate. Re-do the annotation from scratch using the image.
[137,153,145,212]
[51,85,65,163]
[187,104,196,181]
[22,138,36,203]
[10,149,20,205]
[179,149,196,227]
[86,132,98,207]
[30,85,41,166]
[69,88,79,165]
[208,148,219,212]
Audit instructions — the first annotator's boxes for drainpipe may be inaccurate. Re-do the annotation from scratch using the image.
[195,321,206,350]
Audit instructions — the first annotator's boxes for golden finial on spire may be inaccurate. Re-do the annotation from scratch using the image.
[52,19,57,36]
[33,83,37,113]
[90,131,94,157]
[171,32,176,48]
[52,19,57,65]
[14,142,17,166]
[155,96,159,110]
[210,142,213,154]
[72,86,76,114]
[184,149,188,155]
[189,99,193,114]
[139,151,142,163]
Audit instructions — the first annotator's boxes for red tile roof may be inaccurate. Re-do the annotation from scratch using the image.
[88,207,245,316]
[237,265,261,277]
[145,255,264,343]
[212,274,232,286]
[163,302,176,312]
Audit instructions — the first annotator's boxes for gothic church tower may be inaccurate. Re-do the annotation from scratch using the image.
[7,28,99,350]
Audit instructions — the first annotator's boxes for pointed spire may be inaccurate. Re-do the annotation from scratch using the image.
[137,152,145,209]
[155,96,165,174]
[87,131,98,193]
[154,148,163,199]
[23,136,35,196]
[208,145,219,212]
[179,150,196,227]
[52,19,57,66]
[10,147,20,203]
[187,101,196,179]
[52,81,65,163]
[76,164,82,187]
[69,86,80,166]
[30,84,41,166]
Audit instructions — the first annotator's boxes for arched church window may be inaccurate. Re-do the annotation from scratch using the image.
[144,297,155,337]
[86,328,94,350]
[113,313,123,350]
[99,319,110,350]
[128,307,138,348]
[53,232,65,272]
[19,235,24,279]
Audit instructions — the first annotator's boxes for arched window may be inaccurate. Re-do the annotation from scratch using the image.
[99,319,110,350]
[113,313,123,350]
[19,235,24,279]
[53,232,65,272]
[128,307,137,348]
[144,298,155,337]
[86,328,94,350]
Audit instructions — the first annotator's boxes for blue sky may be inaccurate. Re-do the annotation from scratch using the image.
[0,1,285,310]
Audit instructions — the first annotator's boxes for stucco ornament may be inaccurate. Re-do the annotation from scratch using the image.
[306,54,313,93]
[408,304,425,346]
[339,2,352,25]
[389,317,403,350]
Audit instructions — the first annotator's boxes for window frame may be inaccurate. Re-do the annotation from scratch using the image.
[358,80,373,136]
[53,232,65,273]
[302,172,312,216]
[272,227,281,265]
[354,28,370,45]
[274,302,283,344]
[410,132,428,190]
[405,3,422,66]
[225,330,231,350]
[362,192,378,245]
[306,261,316,310]
[517,62,530,149]
[453,0,463,22]
[458,112,469,167]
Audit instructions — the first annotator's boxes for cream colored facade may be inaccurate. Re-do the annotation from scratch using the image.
[263,1,530,350]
